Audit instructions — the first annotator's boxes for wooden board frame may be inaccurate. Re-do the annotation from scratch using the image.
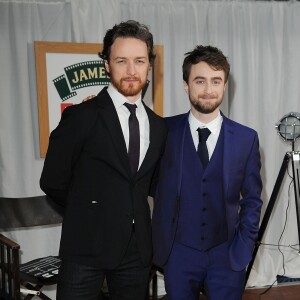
[34,41,164,157]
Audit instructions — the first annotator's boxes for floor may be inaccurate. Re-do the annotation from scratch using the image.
[241,283,300,300]
[157,283,300,299]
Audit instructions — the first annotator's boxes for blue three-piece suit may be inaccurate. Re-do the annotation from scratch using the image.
[152,112,263,299]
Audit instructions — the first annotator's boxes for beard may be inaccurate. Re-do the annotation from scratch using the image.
[189,93,223,114]
[111,76,147,98]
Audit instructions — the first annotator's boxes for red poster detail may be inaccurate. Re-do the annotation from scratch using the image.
[61,103,73,114]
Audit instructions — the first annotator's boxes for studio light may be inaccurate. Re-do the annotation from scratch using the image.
[275,112,300,142]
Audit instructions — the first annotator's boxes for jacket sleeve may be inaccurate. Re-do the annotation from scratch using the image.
[40,105,95,207]
[229,132,263,271]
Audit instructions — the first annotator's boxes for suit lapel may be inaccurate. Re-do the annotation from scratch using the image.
[96,92,165,180]
[96,88,131,177]
[174,113,190,163]
[177,114,191,194]
[136,104,162,178]
[222,116,235,197]
[169,113,189,196]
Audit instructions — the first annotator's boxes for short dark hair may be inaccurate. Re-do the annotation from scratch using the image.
[182,45,230,83]
[99,20,155,65]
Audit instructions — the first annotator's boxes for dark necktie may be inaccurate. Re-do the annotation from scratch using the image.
[124,103,140,175]
[197,127,211,168]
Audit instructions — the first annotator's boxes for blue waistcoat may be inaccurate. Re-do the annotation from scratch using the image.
[175,126,228,251]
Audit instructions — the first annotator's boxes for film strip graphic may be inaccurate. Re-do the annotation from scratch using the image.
[53,60,110,102]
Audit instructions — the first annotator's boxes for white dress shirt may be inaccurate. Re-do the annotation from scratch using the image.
[107,84,150,169]
[189,111,223,159]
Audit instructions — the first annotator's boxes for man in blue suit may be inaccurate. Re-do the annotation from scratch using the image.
[152,45,263,299]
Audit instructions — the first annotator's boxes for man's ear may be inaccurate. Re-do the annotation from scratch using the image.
[146,63,152,77]
[224,82,228,92]
[104,60,110,73]
[183,81,189,94]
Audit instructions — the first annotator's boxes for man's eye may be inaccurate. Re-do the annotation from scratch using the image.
[136,60,145,64]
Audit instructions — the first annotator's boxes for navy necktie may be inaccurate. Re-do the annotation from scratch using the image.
[124,103,140,175]
[197,127,211,168]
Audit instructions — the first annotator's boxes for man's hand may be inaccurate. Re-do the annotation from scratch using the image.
[82,95,96,102]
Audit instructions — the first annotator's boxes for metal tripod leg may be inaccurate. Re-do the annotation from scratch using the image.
[245,152,292,286]
[291,152,300,253]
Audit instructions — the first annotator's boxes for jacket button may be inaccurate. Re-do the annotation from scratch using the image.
[202,208,207,212]
[202,222,206,226]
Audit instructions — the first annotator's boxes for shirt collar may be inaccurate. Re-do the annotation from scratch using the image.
[107,84,142,110]
[189,110,223,135]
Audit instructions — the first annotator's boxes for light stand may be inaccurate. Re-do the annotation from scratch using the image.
[245,112,300,286]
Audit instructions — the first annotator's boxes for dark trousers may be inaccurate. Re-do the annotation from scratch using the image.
[57,232,151,300]
[164,241,245,300]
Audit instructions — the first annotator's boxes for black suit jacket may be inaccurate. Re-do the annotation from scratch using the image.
[40,87,167,268]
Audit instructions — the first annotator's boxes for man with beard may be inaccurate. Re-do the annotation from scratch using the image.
[40,20,167,300]
[152,45,262,299]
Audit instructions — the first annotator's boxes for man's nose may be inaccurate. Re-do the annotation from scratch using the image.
[204,82,212,93]
[127,62,136,75]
